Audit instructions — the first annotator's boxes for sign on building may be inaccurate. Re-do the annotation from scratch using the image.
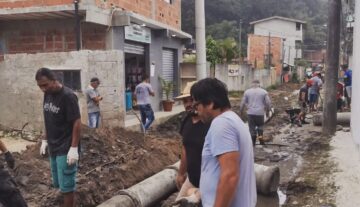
[228,65,240,76]
[125,24,151,44]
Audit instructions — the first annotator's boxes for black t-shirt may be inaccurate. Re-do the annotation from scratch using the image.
[43,86,80,156]
[180,113,210,187]
[299,85,308,102]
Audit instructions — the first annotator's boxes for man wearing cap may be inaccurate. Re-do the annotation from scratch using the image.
[297,79,313,126]
[240,80,272,146]
[85,77,103,128]
[174,81,210,205]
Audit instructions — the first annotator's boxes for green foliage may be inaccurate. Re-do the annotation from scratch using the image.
[206,36,221,68]
[267,84,278,90]
[183,54,196,63]
[295,59,310,67]
[217,38,238,63]
[182,0,328,50]
[291,72,300,83]
[159,76,174,101]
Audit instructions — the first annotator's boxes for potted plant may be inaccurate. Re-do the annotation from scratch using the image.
[159,76,174,111]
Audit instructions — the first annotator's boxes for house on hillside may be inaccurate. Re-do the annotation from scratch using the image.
[0,0,191,130]
[250,16,306,67]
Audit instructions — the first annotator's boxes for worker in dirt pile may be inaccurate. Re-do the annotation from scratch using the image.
[309,71,323,112]
[35,68,81,207]
[135,74,155,131]
[0,140,28,207]
[173,81,210,205]
[85,77,103,128]
[190,78,256,207]
[297,79,313,126]
[240,80,272,146]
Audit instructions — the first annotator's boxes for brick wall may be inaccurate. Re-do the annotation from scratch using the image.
[248,34,282,76]
[1,21,106,54]
[95,0,181,29]
[0,0,74,8]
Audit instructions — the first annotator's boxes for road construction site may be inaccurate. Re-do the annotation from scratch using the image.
[0,82,355,207]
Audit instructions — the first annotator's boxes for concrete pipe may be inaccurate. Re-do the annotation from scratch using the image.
[98,162,179,207]
[98,162,280,207]
[255,164,280,195]
[313,112,351,126]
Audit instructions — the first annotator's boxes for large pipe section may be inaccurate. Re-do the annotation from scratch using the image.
[98,161,280,207]
[313,112,351,126]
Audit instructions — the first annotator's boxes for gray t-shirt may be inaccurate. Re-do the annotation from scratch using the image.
[240,87,272,116]
[309,76,323,95]
[85,86,100,113]
[200,111,257,207]
[135,82,153,105]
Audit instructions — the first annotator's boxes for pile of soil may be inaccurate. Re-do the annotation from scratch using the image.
[6,126,181,207]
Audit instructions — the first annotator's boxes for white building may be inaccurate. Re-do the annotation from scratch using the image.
[250,16,306,66]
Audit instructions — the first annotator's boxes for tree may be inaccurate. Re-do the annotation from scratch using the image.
[217,38,238,63]
[206,36,221,68]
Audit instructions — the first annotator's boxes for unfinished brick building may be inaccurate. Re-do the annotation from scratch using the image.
[0,0,191,129]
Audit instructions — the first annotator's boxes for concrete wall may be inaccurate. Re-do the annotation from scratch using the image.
[351,0,360,144]
[254,19,303,66]
[0,50,125,131]
[215,64,278,92]
[0,20,107,55]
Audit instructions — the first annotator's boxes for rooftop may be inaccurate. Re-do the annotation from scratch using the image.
[250,16,306,25]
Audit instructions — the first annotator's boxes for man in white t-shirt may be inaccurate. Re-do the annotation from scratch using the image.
[135,74,155,130]
[190,78,257,207]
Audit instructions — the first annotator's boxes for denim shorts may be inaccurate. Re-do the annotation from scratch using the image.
[50,155,77,193]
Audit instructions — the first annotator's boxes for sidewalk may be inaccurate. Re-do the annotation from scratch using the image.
[124,104,184,131]
[330,131,360,207]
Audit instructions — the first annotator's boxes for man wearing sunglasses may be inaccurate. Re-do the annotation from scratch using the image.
[191,78,256,207]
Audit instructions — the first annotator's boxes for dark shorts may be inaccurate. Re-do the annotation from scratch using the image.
[309,94,318,104]
[50,155,77,193]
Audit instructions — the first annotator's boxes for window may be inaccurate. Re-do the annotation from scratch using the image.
[295,40,302,50]
[296,22,301,31]
[54,70,81,91]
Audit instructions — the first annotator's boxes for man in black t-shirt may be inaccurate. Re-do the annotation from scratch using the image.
[35,68,81,207]
[297,79,313,126]
[174,81,210,204]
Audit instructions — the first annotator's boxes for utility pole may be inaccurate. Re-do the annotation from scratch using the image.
[239,19,242,64]
[323,0,341,136]
[195,0,207,80]
[268,32,271,70]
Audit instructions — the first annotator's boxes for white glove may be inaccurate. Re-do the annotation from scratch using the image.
[40,140,48,155]
[67,147,79,165]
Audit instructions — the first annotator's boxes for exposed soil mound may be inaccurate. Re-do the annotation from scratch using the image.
[7,126,181,207]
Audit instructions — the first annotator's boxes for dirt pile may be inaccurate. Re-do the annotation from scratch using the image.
[6,126,181,207]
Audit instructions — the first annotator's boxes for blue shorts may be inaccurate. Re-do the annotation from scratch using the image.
[309,94,318,104]
[50,155,77,193]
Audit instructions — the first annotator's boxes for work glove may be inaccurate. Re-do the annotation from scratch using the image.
[67,147,79,165]
[40,140,48,156]
[4,151,15,169]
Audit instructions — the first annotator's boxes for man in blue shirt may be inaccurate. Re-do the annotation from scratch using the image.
[191,78,257,207]
[342,64,352,108]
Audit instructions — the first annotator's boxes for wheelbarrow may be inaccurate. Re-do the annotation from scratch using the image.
[285,108,301,126]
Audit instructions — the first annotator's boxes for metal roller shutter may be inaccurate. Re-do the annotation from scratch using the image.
[124,43,145,55]
[162,49,175,100]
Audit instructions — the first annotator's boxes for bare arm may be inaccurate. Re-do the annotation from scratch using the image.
[0,140,8,153]
[214,151,240,207]
[176,146,188,189]
[71,118,81,147]
[239,93,248,113]
[264,94,272,111]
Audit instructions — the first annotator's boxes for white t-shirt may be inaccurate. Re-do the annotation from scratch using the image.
[135,82,153,105]
[200,111,257,207]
